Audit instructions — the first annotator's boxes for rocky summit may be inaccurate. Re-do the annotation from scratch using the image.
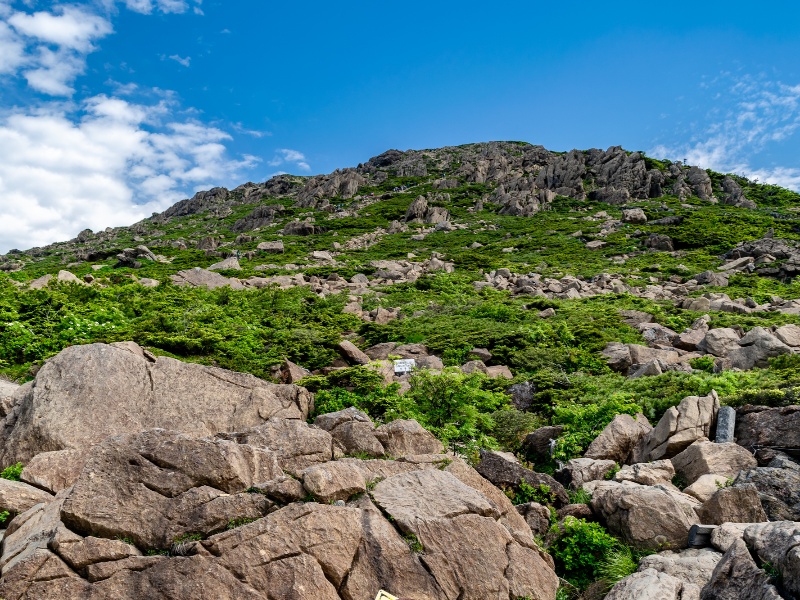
[1,141,800,599]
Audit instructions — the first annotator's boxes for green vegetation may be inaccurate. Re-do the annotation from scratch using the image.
[403,533,424,553]
[0,511,10,526]
[548,517,620,589]
[0,463,23,481]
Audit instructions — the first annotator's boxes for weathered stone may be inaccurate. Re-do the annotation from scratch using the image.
[743,521,800,598]
[710,522,754,553]
[477,450,569,506]
[50,528,141,571]
[374,419,444,457]
[699,328,741,357]
[0,378,19,418]
[639,548,723,588]
[302,461,366,502]
[714,406,736,443]
[632,391,719,462]
[522,425,564,459]
[698,484,768,525]
[622,208,647,224]
[364,342,398,360]
[486,365,513,379]
[734,465,800,521]
[0,478,53,516]
[728,327,792,370]
[671,440,757,485]
[591,481,701,550]
[700,538,782,600]
[171,267,244,290]
[337,340,371,365]
[256,240,284,253]
[585,413,652,464]
[605,568,686,600]
[555,458,617,491]
[0,342,313,465]
[218,417,334,476]
[774,323,800,347]
[603,342,632,372]
[60,429,279,549]
[207,256,241,271]
[460,359,489,374]
[516,502,552,536]
[684,474,731,503]
[736,405,800,451]
[20,449,86,493]
[614,460,675,486]
[250,474,306,504]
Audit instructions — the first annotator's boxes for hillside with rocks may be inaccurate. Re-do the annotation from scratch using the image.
[1,141,800,598]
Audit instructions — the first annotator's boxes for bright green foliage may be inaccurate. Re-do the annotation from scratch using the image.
[511,481,556,505]
[0,510,10,525]
[597,545,640,586]
[550,395,640,462]
[226,517,259,530]
[489,409,544,448]
[568,488,592,505]
[403,533,424,553]
[403,368,510,450]
[548,517,620,589]
[0,463,23,481]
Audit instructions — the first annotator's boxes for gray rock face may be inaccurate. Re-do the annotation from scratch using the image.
[0,378,19,418]
[170,267,244,289]
[0,478,53,516]
[714,406,736,443]
[374,419,444,457]
[736,405,800,452]
[613,460,675,487]
[727,327,792,370]
[635,548,722,597]
[632,391,719,463]
[744,521,800,598]
[522,425,564,459]
[734,464,800,521]
[605,567,688,600]
[0,342,313,466]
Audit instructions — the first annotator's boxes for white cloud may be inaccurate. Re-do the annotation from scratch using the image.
[121,0,194,14]
[651,75,800,191]
[0,95,259,252]
[268,148,311,171]
[8,6,112,51]
[167,54,190,67]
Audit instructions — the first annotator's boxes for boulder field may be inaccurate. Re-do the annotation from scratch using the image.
[0,342,557,600]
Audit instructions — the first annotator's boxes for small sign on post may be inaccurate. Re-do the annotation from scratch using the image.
[393,358,416,375]
[375,591,399,600]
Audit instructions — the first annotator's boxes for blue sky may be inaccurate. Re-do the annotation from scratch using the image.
[1,0,800,252]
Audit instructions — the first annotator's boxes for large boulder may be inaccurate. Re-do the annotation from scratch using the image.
[700,538,783,600]
[0,378,19,418]
[638,548,723,589]
[590,481,701,550]
[477,450,569,506]
[698,484,769,525]
[670,440,757,485]
[584,413,651,464]
[727,327,792,370]
[0,342,313,465]
[314,407,385,458]
[744,521,800,598]
[736,405,800,452]
[734,463,800,521]
[60,429,280,549]
[699,327,741,357]
[0,478,53,516]
[613,460,675,487]
[605,568,689,600]
[631,391,719,462]
[374,419,444,457]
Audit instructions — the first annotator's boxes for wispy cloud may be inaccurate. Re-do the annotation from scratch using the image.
[651,74,800,190]
[268,148,311,171]
[167,54,191,67]
[232,122,271,138]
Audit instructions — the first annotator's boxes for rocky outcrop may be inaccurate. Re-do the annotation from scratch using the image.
[700,538,783,599]
[0,429,558,600]
[736,405,800,452]
[0,342,313,466]
[477,450,569,506]
[631,391,719,462]
[670,440,757,485]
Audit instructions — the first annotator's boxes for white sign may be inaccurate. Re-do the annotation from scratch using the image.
[375,591,399,600]
[393,359,416,374]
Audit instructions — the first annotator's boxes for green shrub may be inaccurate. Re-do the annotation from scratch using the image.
[548,517,620,589]
[511,481,556,505]
[0,463,23,481]
[489,409,544,450]
[568,488,592,505]
[597,545,639,586]
[0,510,10,526]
